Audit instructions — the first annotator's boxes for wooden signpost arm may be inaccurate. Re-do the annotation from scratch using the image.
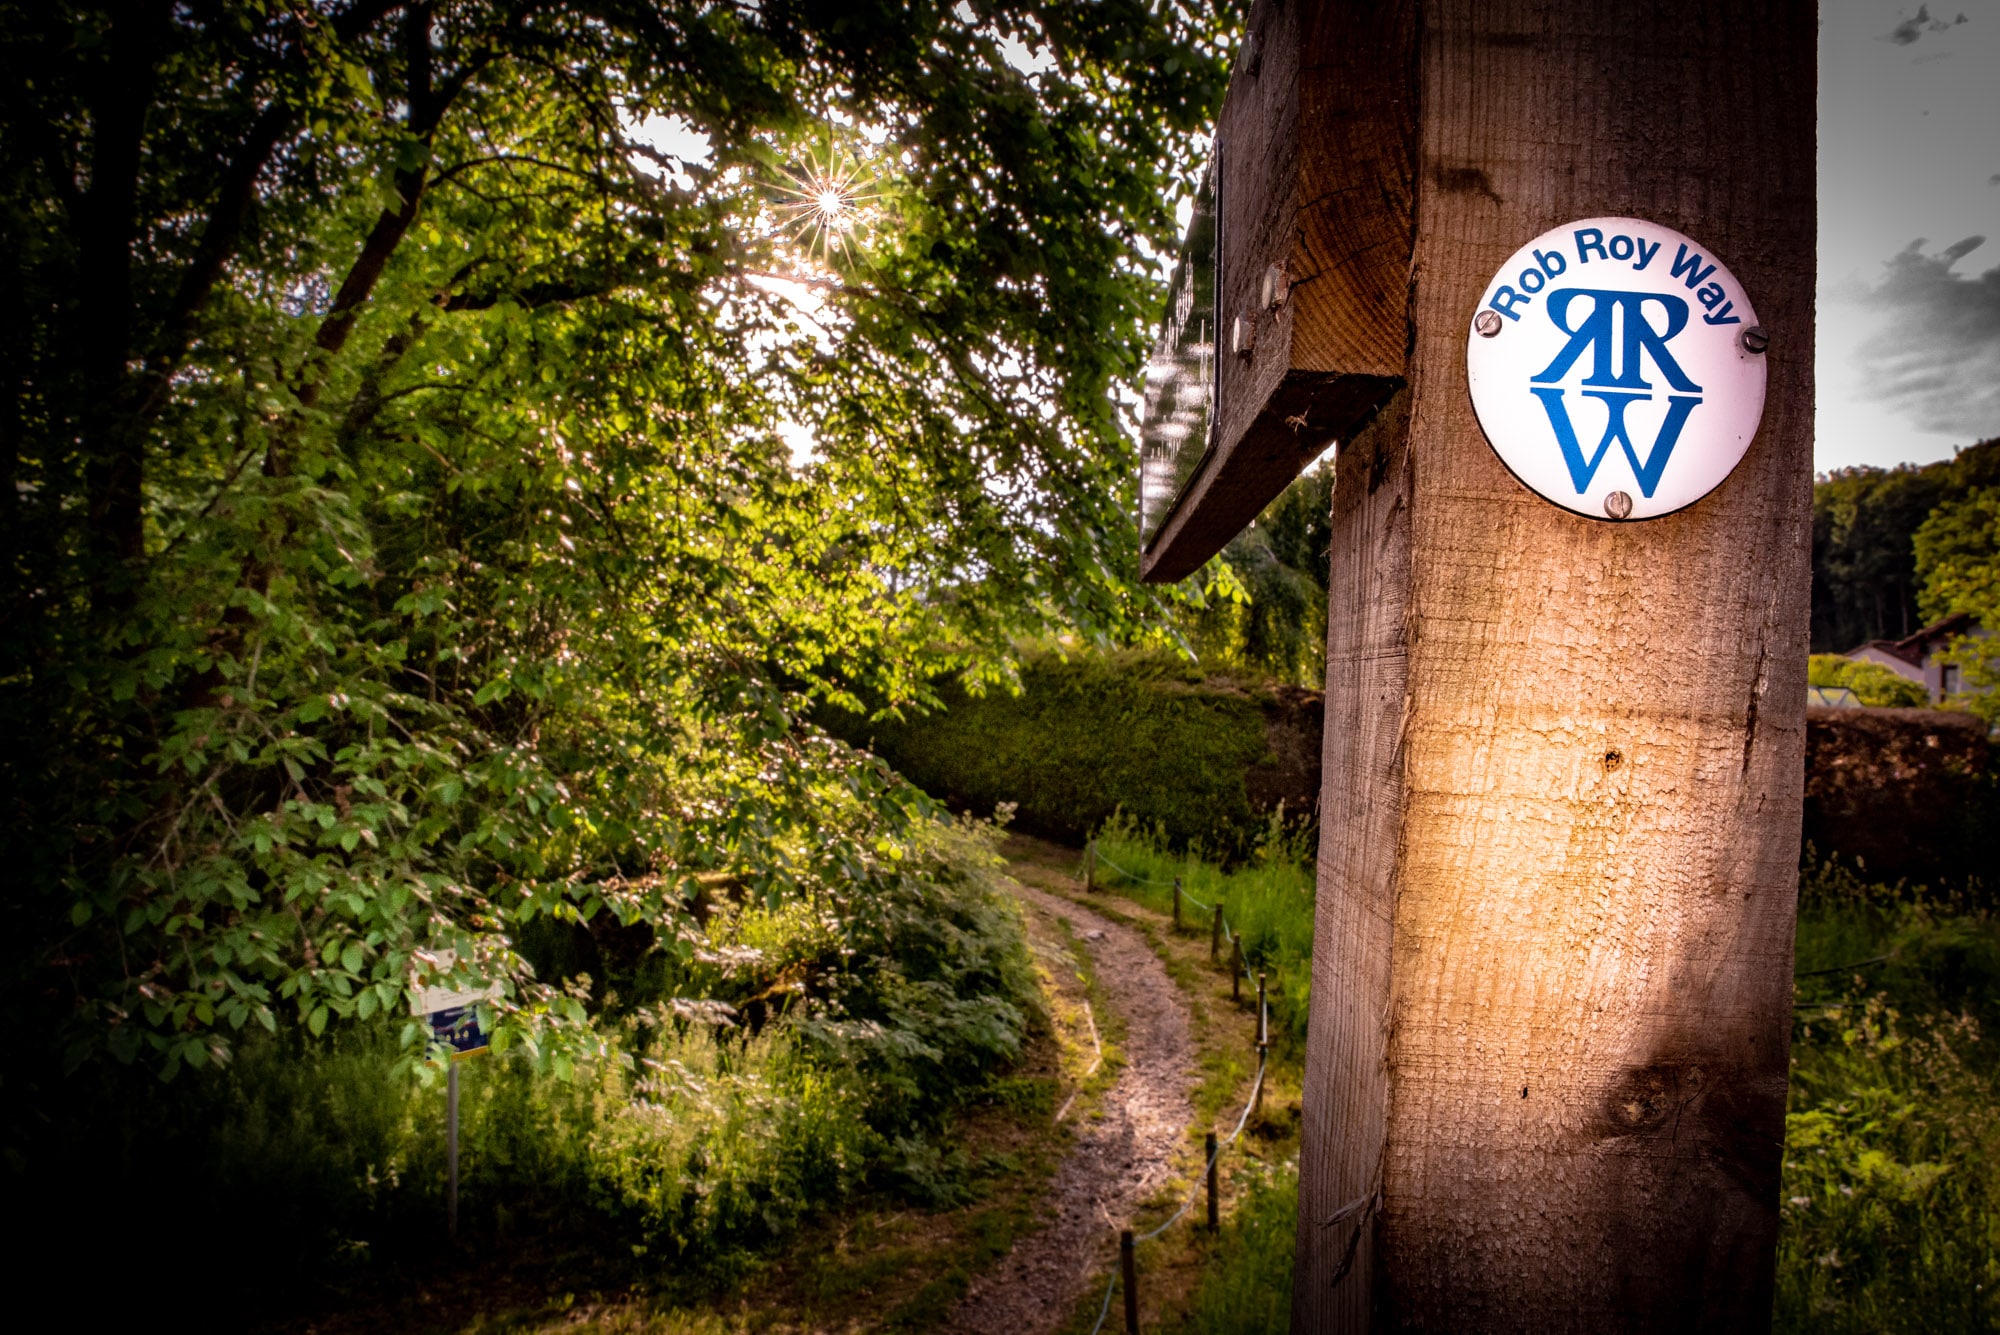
[1283,0,1815,1329]
[1140,1,1416,585]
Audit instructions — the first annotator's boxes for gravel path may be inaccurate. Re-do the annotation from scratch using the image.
[949,873,1198,1334]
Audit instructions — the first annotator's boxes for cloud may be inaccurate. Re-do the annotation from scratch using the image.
[1851,237,2000,438]
[1989,173,2000,187]
[1880,5,1969,45]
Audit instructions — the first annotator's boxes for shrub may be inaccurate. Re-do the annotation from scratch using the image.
[7,815,1038,1318]
[1808,653,1931,708]
[1777,860,2000,1330]
[827,649,1307,857]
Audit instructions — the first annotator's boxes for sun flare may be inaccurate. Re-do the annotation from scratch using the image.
[774,145,878,262]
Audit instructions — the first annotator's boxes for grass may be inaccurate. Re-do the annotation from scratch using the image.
[1080,830,2000,1333]
[1775,859,2000,1331]
[993,831,1302,1335]
[1086,808,1316,1050]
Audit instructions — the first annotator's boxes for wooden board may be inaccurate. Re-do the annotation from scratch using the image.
[1139,0,1415,584]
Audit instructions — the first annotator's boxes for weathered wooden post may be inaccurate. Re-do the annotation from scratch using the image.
[1173,876,1184,929]
[1137,1,1813,1327]
[1210,903,1222,962]
[1206,1130,1221,1230]
[1121,1228,1140,1333]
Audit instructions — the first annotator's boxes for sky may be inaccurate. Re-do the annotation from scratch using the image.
[1818,0,2000,471]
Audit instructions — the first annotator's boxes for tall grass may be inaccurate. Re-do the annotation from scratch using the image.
[1775,859,2000,1331]
[1175,1156,1297,1335]
[1091,809,1316,1047]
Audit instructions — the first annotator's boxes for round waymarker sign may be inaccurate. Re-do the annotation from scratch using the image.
[1465,216,1765,521]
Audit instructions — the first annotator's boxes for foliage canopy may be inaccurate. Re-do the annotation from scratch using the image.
[0,0,1227,1079]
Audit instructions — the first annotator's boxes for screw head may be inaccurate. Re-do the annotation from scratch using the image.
[1604,490,1634,520]
[1741,325,1769,354]
[1474,310,1503,338]
[1232,313,1255,358]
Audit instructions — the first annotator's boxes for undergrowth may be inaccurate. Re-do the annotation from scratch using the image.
[1776,857,2000,1331]
[1101,838,2000,1331]
[1088,808,1315,1048]
[10,816,1040,1321]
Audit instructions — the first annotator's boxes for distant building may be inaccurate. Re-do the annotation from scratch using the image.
[1847,612,1989,705]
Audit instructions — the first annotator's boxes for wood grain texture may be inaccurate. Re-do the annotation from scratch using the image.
[1141,0,1416,584]
[1293,392,1413,1334]
[1292,0,1815,1328]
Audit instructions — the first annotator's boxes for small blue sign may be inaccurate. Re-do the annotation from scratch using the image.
[428,1003,489,1058]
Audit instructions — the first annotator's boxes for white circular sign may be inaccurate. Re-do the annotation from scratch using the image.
[1466,216,1765,521]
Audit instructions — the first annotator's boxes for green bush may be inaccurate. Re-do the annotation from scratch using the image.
[7,817,1038,1318]
[827,650,1291,856]
[1775,860,2000,1331]
[1808,653,1932,708]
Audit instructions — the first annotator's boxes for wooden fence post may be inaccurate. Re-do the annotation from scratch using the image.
[1121,1228,1139,1334]
[1206,1131,1220,1230]
[1210,904,1221,963]
[1173,876,1183,929]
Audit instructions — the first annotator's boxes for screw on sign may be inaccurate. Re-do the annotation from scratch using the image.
[1465,217,1768,522]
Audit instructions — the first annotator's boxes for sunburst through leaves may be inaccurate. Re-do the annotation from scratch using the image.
[773,142,879,264]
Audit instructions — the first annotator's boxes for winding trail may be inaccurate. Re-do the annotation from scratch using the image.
[949,860,1199,1334]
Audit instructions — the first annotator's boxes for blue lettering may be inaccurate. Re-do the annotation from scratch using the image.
[1532,289,1703,393]
[1702,301,1740,327]
[1576,228,1608,263]
[1534,247,1568,278]
[1531,389,1703,498]
[1609,234,1635,262]
[1670,243,1717,290]
[1520,267,1546,294]
[1532,387,1619,492]
[1489,285,1531,320]
[1633,238,1660,270]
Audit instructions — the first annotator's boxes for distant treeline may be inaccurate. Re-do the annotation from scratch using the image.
[1812,437,1999,652]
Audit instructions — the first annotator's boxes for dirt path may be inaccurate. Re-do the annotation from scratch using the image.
[949,857,1199,1334]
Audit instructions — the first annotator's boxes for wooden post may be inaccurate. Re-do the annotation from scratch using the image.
[1210,903,1222,962]
[1121,1228,1140,1334]
[1083,839,1096,892]
[1255,972,1269,1118]
[1230,936,1243,1002]
[1206,1131,1221,1231]
[1253,1,1816,1329]
[1173,876,1183,929]
[446,1061,460,1239]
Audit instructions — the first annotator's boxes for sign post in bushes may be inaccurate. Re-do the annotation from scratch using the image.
[1139,1,1813,1327]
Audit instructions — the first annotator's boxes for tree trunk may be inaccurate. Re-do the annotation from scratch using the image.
[1294,1,1814,1329]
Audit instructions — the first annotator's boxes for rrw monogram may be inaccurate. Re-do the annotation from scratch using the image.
[1529,289,1704,497]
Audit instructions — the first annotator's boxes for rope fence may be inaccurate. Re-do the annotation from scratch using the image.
[1086,994,1269,1335]
[1070,839,1274,1334]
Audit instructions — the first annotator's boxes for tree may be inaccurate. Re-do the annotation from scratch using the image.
[0,0,1225,1079]
[1182,462,1334,687]
[1914,444,2000,722]
[1811,464,1950,650]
